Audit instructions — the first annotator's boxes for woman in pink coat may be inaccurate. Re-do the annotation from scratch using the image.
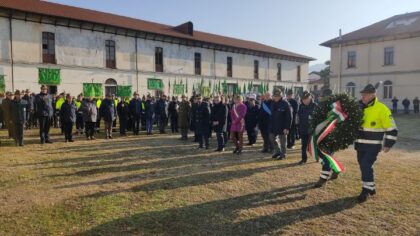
[230,95,247,154]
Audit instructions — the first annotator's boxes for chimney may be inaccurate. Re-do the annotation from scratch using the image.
[173,21,194,35]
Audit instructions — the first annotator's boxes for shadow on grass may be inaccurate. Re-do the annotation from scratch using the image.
[77,183,356,235]
[80,163,300,199]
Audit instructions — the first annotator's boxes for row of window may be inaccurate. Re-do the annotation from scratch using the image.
[346,81,393,99]
[346,47,394,68]
[42,32,301,81]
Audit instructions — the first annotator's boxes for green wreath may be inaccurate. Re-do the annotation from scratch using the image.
[310,93,364,153]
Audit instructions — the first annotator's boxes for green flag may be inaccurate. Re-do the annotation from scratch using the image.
[116,85,132,97]
[0,75,5,94]
[38,68,61,85]
[83,83,103,98]
[147,78,163,90]
[185,78,188,94]
[173,84,184,95]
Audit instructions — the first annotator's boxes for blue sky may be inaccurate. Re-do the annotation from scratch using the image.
[48,0,420,67]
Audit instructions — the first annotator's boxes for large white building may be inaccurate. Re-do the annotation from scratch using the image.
[0,0,313,97]
[322,11,420,108]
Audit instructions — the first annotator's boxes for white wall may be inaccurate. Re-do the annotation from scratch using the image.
[0,18,309,96]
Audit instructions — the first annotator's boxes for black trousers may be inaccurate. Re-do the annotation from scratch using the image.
[198,132,209,148]
[76,114,84,131]
[85,121,96,138]
[216,130,224,149]
[14,122,24,146]
[357,150,379,182]
[119,116,127,135]
[246,127,257,145]
[300,134,309,162]
[38,116,51,143]
[132,117,141,135]
[170,115,178,133]
[158,117,168,133]
[63,122,74,141]
[287,124,296,147]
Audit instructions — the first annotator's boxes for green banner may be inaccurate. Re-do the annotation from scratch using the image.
[0,75,5,94]
[38,68,61,85]
[201,86,210,97]
[148,78,163,90]
[173,84,185,95]
[116,85,132,97]
[83,83,103,98]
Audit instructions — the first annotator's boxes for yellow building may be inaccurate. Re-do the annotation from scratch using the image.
[321,11,420,108]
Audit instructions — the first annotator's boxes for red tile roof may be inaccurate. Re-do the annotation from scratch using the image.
[321,11,420,47]
[0,0,314,61]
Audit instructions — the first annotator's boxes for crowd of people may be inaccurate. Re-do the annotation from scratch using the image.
[0,85,317,164]
[0,83,400,203]
[391,96,419,114]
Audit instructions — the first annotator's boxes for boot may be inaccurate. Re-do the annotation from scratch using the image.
[330,172,340,180]
[314,178,327,188]
[357,188,376,203]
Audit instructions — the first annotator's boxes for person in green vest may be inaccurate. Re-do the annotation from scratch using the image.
[75,93,84,135]
[95,97,102,133]
[112,94,118,132]
[55,93,65,135]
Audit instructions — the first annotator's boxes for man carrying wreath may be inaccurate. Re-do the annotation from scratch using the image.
[354,84,398,203]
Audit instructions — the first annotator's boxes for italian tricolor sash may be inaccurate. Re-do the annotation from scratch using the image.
[307,101,348,173]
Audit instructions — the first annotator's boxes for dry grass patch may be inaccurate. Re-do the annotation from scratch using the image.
[0,116,419,235]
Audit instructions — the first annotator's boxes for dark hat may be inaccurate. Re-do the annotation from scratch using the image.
[286,90,293,95]
[302,90,311,99]
[360,84,376,93]
[321,89,332,97]
[14,90,21,96]
[273,89,282,97]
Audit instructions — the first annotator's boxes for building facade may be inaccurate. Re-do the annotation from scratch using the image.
[322,11,420,108]
[0,0,313,97]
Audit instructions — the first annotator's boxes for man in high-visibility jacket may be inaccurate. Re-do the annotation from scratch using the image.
[55,93,65,134]
[355,84,398,203]
[75,94,84,134]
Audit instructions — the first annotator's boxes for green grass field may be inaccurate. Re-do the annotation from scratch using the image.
[0,115,419,235]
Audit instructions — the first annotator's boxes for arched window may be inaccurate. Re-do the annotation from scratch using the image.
[105,78,117,96]
[383,80,392,99]
[346,82,356,97]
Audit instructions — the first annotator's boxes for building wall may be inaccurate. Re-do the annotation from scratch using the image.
[0,18,309,96]
[329,37,420,108]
